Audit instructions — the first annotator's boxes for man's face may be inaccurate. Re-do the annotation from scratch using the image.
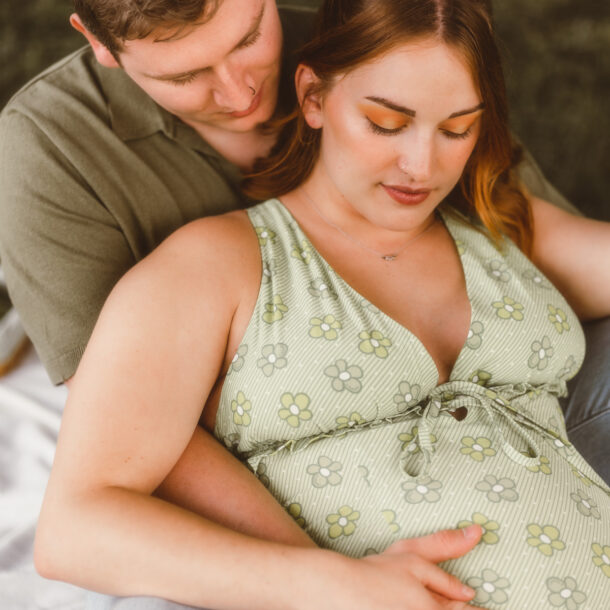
[117,0,283,134]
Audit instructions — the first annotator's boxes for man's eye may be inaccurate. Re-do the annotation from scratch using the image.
[171,73,197,86]
[240,29,262,49]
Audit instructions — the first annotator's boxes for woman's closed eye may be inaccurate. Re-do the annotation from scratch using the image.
[441,126,474,140]
[366,116,408,135]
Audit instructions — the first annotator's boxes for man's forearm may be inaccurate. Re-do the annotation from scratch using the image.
[155,425,316,548]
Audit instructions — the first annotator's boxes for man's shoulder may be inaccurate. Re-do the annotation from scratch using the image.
[2,47,101,115]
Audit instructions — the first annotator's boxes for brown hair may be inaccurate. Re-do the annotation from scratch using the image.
[73,0,220,57]
[244,0,533,254]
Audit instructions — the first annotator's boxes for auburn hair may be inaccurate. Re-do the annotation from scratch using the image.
[244,0,533,254]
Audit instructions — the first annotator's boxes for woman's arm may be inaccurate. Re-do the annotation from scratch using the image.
[530,197,610,319]
[35,215,481,609]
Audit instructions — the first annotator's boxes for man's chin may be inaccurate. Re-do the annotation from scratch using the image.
[186,106,274,135]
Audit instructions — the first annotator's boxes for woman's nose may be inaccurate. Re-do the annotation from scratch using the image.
[397,135,434,183]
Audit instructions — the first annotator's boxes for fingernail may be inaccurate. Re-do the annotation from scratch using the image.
[461,524,480,539]
[462,584,475,598]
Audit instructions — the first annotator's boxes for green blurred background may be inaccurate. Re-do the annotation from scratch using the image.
[1,0,608,220]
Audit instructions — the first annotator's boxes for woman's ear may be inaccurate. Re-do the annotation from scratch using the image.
[70,13,121,68]
[295,64,323,129]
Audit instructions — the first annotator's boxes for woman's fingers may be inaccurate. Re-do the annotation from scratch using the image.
[373,525,482,603]
[430,591,482,609]
[385,524,482,563]
[411,558,476,602]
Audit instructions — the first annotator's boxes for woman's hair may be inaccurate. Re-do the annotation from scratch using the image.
[73,0,220,58]
[244,0,533,253]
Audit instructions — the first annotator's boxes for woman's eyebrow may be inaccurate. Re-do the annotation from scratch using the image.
[364,96,485,119]
[448,103,485,118]
[364,96,415,117]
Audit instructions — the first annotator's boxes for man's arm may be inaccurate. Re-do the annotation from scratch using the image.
[0,108,136,384]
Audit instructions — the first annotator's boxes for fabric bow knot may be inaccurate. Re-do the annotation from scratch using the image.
[400,380,569,478]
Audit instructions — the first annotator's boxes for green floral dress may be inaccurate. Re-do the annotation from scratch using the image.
[215,199,610,609]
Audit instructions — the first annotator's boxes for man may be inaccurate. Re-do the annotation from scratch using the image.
[1,0,608,607]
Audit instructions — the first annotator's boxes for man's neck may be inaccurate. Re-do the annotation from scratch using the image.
[187,120,278,172]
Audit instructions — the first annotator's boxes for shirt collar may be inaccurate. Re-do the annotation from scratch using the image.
[99,60,232,165]
[100,64,175,141]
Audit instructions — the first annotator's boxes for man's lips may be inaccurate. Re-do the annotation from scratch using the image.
[227,86,263,119]
[382,184,432,205]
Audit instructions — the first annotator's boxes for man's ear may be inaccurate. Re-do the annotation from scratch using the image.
[70,13,120,68]
[295,64,323,129]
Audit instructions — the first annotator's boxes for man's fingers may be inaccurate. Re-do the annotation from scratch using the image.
[387,525,482,563]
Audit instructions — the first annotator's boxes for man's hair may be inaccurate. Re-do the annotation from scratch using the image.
[73,0,220,57]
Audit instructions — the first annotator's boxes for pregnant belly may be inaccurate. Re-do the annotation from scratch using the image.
[252,411,610,609]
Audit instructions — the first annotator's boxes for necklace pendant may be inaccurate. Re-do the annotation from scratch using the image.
[382,254,397,262]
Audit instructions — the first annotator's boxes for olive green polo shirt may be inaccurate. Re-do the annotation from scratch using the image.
[0,5,316,384]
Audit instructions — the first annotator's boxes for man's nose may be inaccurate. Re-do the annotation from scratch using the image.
[212,63,253,111]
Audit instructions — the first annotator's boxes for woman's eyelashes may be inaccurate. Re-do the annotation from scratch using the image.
[366,115,475,140]
[366,117,406,135]
[442,127,473,140]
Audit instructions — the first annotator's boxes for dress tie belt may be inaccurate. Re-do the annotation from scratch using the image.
[400,380,569,478]
[243,380,569,479]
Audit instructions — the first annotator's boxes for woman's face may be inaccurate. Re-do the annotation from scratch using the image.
[306,39,483,231]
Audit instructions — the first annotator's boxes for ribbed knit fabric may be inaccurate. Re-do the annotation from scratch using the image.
[215,198,610,609]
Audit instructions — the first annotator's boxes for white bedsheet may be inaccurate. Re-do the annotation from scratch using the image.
[0,346,85,609]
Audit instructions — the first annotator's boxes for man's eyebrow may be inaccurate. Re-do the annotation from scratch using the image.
[364,97,485,119]
[146,3,266,81]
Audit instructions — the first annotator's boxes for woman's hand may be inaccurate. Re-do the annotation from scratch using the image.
[297,525,483,610]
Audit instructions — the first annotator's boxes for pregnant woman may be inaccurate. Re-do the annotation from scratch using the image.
[37,1,610,608]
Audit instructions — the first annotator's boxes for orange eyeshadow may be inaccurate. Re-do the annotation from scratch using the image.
[358,104,407,130]
[441,113,482,133]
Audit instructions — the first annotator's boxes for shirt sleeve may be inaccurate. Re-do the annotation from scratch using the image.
[0,109,135,384]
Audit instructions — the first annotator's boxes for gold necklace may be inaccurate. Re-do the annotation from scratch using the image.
[301,190,437,262]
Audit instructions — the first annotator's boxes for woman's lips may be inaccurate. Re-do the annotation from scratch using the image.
[382,184,431,206]
[227,86,263,119]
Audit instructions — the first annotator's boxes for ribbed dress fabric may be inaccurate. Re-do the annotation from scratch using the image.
[215,198,610,609]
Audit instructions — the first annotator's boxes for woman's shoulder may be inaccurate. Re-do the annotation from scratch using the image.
[112,210,261,316]
[166,208,257,251]
[155,210,260,275]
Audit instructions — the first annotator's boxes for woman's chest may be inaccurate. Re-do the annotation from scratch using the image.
[214,203,585,451]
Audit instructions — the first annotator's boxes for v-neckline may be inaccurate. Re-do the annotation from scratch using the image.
[270,198,474,386]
